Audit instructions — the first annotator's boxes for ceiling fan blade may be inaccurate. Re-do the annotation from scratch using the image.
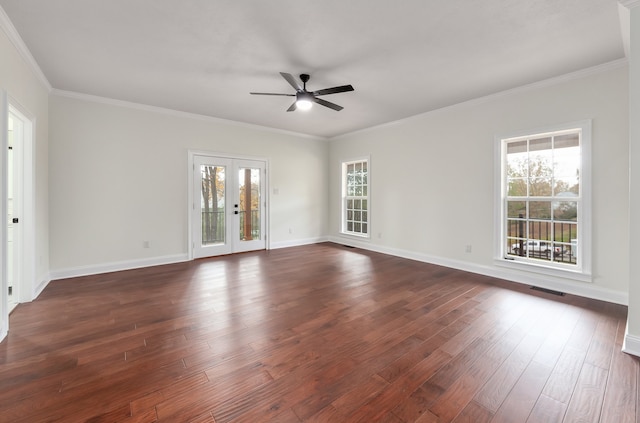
[250,92,295,96]
[314,97,344,111]
[313,85,354,96]
[287,101,297,112]
[280,72,303,91]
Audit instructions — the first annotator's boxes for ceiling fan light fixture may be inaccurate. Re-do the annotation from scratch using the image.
[296,99,313,111]
[296,92,314,111]
[251,72,353,112]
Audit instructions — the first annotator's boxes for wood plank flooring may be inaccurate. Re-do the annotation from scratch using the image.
[0,242,636,422]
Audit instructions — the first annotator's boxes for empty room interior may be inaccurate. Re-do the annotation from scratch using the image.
[2,1,640,422]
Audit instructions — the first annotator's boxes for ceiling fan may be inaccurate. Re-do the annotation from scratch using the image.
[250,72,354,112]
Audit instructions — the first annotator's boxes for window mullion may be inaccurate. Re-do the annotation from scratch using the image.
[502,127,582,268]
[342,158,370,237]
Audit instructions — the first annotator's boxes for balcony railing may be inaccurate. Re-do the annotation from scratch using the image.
[202,211,224,244]
[202,210,260,245]
[239,210,261,240]
[506,214,577,264]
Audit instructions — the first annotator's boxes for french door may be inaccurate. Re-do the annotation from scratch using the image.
[192,155,267,258]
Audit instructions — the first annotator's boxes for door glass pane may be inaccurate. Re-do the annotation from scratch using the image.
[201,165,225,245]
[239,167,261,241]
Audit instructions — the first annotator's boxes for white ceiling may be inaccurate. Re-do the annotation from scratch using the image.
[0,0,627,138]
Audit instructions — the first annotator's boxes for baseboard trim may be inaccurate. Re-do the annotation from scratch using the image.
[50,254,190,281]
[33,273,51,300]
[327,237,628,305]
[270,236,329,250]
[49,238,330,281]
[0,318,6,343]
[623,324,640,357]
[47,239,627,306]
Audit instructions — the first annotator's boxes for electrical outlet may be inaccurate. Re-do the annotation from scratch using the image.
[465,245,472,253]
[143,241,150,248]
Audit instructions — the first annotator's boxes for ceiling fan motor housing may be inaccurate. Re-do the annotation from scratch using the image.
[297,91,314,102]
[250,72,353,112]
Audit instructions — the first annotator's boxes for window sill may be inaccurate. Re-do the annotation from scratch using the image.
[494,257,592,283]
[339,232,370,240]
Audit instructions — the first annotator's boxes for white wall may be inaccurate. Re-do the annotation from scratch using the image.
[329,64,629,303]
[0,24,50,298]
[49,94,328,275]
[625,4,640,354]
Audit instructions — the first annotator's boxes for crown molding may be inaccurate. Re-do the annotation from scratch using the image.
[0,6,52,92]
[51,89,326,141]
[620,0,640,9]
[331,58,628,141]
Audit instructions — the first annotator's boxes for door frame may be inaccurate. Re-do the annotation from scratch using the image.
[1,93,36,341]
[1,89,7,340]
[7,101,35,304]
[187,150,270,260]
[8,103,24,311]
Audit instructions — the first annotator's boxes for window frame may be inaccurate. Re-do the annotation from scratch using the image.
[494,120,592,282]
[341,156,370,238]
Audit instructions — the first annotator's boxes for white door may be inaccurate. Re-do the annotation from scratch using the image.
[1,89,7,340]
[7,111,22,312]
[5,102,35,313]
[192,155,267,258]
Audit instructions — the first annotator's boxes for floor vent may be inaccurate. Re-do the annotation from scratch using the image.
[530,286,565,296]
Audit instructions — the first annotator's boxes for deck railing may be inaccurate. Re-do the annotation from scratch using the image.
[507,214,577,264]
[201,210,260,244]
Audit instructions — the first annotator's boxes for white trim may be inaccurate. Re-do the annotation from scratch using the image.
[33,273,50,300]
[620,3,631,58]
[53,89,325,141]
[494,120,592,280]
[331,59,627,141]
[46,237,628,306]
[49,238,331,281]
[494,119,592,142]
[494,259,591,283]
[270,236,329,250]
[188,149,269,163]
[49,254,190,281]
[7,101,36,303]
[340,155,371,238]
[0,6,52,92]
[328,237,628,305]
[187,150,270,259]
[0,89,7,343]
[623,323,640,357]
[620,0,640,9]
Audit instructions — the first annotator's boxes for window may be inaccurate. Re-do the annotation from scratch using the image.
[497,121,591,278]
[342,158,369,237]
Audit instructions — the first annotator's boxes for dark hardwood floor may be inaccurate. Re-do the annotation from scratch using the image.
[0,242,636,422]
